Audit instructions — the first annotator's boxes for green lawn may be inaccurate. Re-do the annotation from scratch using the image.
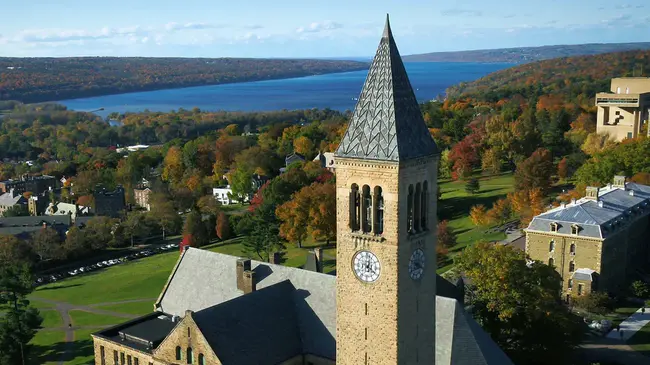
[69,310,128,327]
[67,329,96,365]
[628,320,650,356]
[91,301,154,316]
[40,309,63,328]
[28,330,66,365]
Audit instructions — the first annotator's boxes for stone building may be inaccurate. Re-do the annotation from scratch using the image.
[525,176,650,299]
[313,152,336,172]
[596,77,650,141]
[0,174,57,195]
[0,190,27,215]
[94,185,126,218]
[91,16,513,365]
[133,187,152,211]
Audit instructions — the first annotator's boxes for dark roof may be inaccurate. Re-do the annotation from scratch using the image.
[436,274,462,301]
[193,280,304,365]
[0,215,71,227]
[94,312,177,353]
[335,15,439,162]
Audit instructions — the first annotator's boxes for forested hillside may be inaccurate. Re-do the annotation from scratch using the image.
[0,57,368,103]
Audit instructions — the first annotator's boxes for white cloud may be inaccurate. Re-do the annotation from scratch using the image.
[164,22,222,31]
[295,21,343,34]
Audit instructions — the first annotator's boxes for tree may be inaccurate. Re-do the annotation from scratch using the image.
[149,193,181,240]
[242,222,284,262]
[304,182,337,245]
[572,292,612,314]
[183,210,209,247]
[465,178,480,194]
[630,172,650,185]
[470,204,488,227]
[581,132,616,156]
[455,242,582,364]
[224,123,240,136]
[2,204,28,218]
[276,199,309,248]
[293,136,314,158]
[228,166,254,204]
[121,211,150,247]
[31,227,62,262]
[437,220,457,249]
[481,148,502,175]
[0,235,33,266]
[62,227,90,259]
[85,216,119,249]
[514,148,554,195]
[631,280,650,298]
[508,188,545,227]
[216,212,232,240]
[486,198,512,226]
[557,157,569,179]
[197,195,221,217]
[162,146,184,185]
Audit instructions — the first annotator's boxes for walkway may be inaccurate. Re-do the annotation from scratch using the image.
[31,297,156,365]
[606,307,650,341]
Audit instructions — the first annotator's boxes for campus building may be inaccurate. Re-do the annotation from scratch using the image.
[91,17,512,365]
[0,174,57,195]
[596,77,650,141]
[525,176,650,299]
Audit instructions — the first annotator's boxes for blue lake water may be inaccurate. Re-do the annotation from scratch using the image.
[60,62,513,117]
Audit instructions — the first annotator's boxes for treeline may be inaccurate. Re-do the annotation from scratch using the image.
[0,57,368,103]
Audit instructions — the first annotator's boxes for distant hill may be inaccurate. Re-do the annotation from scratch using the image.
[404,42,650,63]
[0,57,369,103]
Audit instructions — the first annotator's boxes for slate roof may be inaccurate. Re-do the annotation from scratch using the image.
[155,248,512,365]
[0,192,26,207]
[572,268,597,282]
[526,182,650,239]
[334,15,439,162]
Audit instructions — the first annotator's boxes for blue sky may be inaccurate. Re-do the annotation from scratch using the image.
[0,0,648,58]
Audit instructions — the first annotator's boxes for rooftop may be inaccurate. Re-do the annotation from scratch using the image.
[94,312,177,353]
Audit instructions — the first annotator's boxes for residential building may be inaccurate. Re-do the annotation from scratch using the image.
[314,151,336,172]
[0,215,71,240]
[133,187,152,211]
[596,77,650,141]
[94,186,126,218]
[44,202,91,221]
[0,175,57,195]
[280,152,306,173]
[525,176,650,299]
[91,17,512,365]
[212,185,247,205]
[0,190,27,215]
[116,144,150,153]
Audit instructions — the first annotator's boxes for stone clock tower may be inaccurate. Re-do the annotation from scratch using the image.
[334,15,440,365]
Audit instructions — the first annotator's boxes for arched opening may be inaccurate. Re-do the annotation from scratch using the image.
[569,261,575,272]
[549,241,555,252]
[570,243,576,254]
[187,347,193,364]
[362,185,372,233]
[198,354,205,365]
[568,279,573,289]
[373,186,384,235]
[548,258,554,267]
[414,183,421,232]
[421,181,428,230]
[350,184,360,231]
[175,346,182,361]
[407,185,414,233]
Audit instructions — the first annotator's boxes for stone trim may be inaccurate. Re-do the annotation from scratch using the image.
[524,229,603,242]
[349,231,386,242]
[91,335,153,357]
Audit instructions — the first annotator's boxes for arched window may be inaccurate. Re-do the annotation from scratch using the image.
[549,241,555,252]
[569,261,575,272]
[570,243,576,254]
[187,347,193,364]
[198,354,205,365]
[414,183,421,232]
[349,184,360,231]
[421,181,428,230]
[362,185,372,233]
[373,186,384,235]
[175,346,182,361]
[548,258,554,267]
[568,279,573,289]
[407,185,414,233]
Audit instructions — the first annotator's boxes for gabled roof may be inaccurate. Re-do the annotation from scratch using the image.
[572,268,597,282]
[335,15,438,162]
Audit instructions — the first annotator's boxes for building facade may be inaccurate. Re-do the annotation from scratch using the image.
[525,176,650,299]
[94,186,126,218]
[0,175,57,195]
[313,152,336,172]
[596,77,650,141]
[91,17,513,365]
[133,188,152,211]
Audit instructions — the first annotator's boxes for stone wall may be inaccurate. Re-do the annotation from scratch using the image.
[92,336,154,365]
[153,312,220,364]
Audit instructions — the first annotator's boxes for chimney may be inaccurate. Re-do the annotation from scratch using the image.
[242,270,256,294]
[613,175,627,189]
[236,258,251,291]
[269,252,281,265]
[560,203,566,208]
[570,198,577,205]
[598,201,604,208]
[314,247,324,273]
[585,187,600,201]
[629,190,635,197]
[9,188,15,197]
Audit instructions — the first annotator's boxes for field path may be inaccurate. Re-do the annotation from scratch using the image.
[32,297,155,365]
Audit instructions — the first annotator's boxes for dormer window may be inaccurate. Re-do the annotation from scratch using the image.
[571,225,580,235]
[550,222,559,233]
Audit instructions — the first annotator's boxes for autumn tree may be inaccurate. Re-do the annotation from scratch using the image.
[509,188,545,226]
[581,132,615,156]
[183,210,209,248]
[486,198,512,226]
[465,178,480,194]
[293,136,315,159]
[437,220,457,249]
[216,212,232,240]
[149,193,181,240]
[121,211,150,247]
[305,182,337,245]
[470,204,488,227]
[276,198,309,248]
[197,195,221,217]
[30,227,62,262]
[162,146,184,185]
[514,148,554,195]
[481,148,502,175]
[224,123,240,136]
[630,172,650,185]
[557,157,569,179]
[455,242,582,364]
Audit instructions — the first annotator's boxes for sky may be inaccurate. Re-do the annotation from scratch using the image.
[0,0,648,58]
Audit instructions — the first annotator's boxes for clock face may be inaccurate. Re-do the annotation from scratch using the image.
[353,250,381,283]
[409,249,425,280]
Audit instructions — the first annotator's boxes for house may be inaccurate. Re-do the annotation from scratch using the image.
[116,144,150,153]
[94,186,126,218]
[44,202,91,221]
[134,188,152,211]
[212,185,247,205]
[0,190,27,215]
[0,215,71,240]
[280,152,306,173]
[313,151,336,172]
[525,175,650,299]
[596,77,650,141]
[91,17,512,365]
[0,175,57,195]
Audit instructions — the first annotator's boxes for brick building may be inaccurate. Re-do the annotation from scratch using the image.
[0,175,57,195]
[91,17,512,365]
[133,187,152,211]
[525,176,650,299]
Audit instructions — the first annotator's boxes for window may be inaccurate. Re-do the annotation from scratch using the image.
[571,225,579,235]
[414,183,421,232]
[362,185,372,233]
[121,353,125,365]
[569,261,575,272]
[373,186,384,235]
[100,346,105,365]
[627,132,633,139]
[407,185,414,233]
[114,350,118,365]
[188,328,191,338]
[187,347,194,364]
[549,240,555,252]
[550,223,558,232]
[134,359,139,365]
[349,184,360,231]
[127,355,132,365]
[176,346,183,361]
[578,283,583,296]
[421,181,428,230]
[570,243,576,255]
[199,354,205,365]
[548,258,554,267]
[568,279,573,290]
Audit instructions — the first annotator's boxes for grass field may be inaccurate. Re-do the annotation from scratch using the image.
[40,309,63,328]
[69,310,128,327]
[28,330,66,365]
[91,301,154,316]
[629,321,650,355]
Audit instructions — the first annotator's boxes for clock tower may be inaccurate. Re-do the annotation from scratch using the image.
[334,15,440,365]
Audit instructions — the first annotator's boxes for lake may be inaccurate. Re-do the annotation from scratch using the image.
[60,62,512,117]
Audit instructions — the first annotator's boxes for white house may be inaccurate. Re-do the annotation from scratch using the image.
[116,145,150,153]
[212,185,250,205]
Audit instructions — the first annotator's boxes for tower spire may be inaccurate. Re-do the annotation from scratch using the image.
[383,13,392,39]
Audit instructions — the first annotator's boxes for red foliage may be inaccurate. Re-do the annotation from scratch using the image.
[248,180,270,212]
[448,127,484,180]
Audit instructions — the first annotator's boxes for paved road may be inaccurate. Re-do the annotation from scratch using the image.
[31,297,156,365]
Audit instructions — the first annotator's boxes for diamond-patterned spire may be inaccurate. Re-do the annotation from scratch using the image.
[335,15,439,162]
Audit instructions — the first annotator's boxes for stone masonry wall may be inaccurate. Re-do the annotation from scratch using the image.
[92,336,154,365]
[152,313,220,365]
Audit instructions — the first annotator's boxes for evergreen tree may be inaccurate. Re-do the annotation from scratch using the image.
[465,178,480,194]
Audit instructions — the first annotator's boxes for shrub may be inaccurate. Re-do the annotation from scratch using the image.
[631,280,650,298]
[573,292,613,315]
